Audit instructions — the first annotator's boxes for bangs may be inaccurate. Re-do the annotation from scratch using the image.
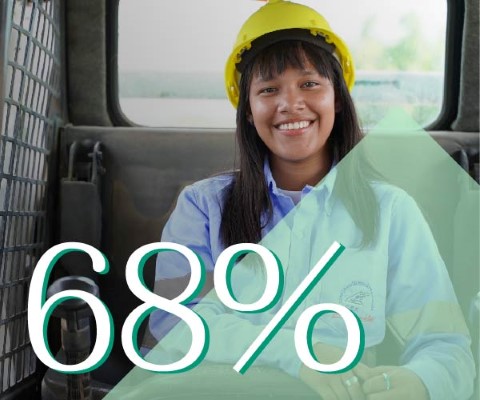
[251,41,336,82]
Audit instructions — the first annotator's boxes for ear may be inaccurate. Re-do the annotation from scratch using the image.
[247,111,254,125]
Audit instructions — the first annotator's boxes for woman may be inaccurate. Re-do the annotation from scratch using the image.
[149,1,475,399]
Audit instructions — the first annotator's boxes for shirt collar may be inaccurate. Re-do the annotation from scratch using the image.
[263,158,337,214]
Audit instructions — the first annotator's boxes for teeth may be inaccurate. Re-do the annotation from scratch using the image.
[278,121,310,130]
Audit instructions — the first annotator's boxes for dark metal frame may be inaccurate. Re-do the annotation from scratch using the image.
[426,0,465,129]
[106,0,133,127]
[0,0,14,130]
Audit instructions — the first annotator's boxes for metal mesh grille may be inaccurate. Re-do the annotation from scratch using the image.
[0,0,61,394]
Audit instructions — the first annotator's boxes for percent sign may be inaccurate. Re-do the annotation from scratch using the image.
[213,242,365,374]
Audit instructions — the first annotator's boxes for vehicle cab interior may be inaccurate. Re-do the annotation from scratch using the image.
[0,0,478,399]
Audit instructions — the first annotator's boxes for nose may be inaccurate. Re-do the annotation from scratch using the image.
[277,87,305,113]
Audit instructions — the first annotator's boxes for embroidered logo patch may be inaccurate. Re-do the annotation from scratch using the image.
[339,281,375,322]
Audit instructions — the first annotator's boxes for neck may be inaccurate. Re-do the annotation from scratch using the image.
[270,154,332,191]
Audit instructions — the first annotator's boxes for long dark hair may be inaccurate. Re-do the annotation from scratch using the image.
[221,40,379,248]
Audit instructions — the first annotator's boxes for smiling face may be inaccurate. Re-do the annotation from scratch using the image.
[249,59,336,162]
[247,54,337,188]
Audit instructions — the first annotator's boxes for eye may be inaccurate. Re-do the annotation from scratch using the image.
[259,87,277,95]
[301,81,320,88]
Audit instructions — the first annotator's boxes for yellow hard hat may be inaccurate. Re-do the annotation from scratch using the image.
[225,0,355,108]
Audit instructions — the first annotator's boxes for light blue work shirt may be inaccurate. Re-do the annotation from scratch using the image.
[150,161,475,400]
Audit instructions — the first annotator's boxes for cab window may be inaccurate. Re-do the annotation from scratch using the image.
[118,0,447,129]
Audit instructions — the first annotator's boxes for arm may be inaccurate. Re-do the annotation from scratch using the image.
[148,184,215,341]
[363,192,475,400]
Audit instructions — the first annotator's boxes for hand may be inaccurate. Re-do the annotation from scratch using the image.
[356,365,429,400]
[299,342,369,400]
